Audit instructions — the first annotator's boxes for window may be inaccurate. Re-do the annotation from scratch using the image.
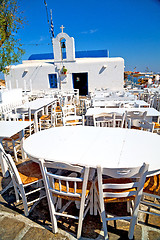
[48,74,57,88]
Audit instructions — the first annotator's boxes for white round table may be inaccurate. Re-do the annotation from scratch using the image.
[23,126,160,176]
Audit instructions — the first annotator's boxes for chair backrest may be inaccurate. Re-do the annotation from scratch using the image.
[62,105,76,117]
[93,113,115,127]
[113,112,126,128]
[0,146,22,185]
[126,111,147,128]
[16,107,31,121]
[97,163,149,200]
[140,120,155,132]
[40,159,89,199]
[4,112,24,121]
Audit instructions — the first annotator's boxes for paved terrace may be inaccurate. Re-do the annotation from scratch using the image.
[0,107,160,240]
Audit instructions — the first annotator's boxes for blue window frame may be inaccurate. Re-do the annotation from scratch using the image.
[48,74,57,88]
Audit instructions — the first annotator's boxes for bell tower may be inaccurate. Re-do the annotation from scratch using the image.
[53,25,75,62]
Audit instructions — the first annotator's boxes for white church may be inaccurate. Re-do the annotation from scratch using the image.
[5,26,124,96]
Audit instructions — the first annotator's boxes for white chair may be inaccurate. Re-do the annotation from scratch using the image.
[62,104,76,117]
[40,159,93,239]
[62,115,84,126]
[39,104,56,131]
[52,104,63,125]
[16,107,35,135]
[39,112,56,130]
[125,111,147,129]
[93,112,125,128]
[94,163,149,240]
[62,104,84,126]
[114,112,126,128]
[139,173,160,221]
[0,146,46,216]
[93,113,115,127]
[140,120,155,132]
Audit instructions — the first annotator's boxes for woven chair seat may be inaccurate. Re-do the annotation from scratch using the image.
[131,126,141,130]
[95,178,136,203]
[3,133,20,141]
[66,120,79,124]
[143,174,160,195]
[40,114,51,120]
[52,180,92,201]
[154,122,160,128]
[54,106,62,112]
[18,162,42,185]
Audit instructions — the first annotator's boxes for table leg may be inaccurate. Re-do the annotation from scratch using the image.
[34,111,39,132]
[0,142,9,177]
[19,131,27,160]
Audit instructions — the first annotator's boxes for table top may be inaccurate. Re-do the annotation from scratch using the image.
[24,98,56,111]
[86,107,160,117]
[0,121,32,138]
[23,126,160,175]
[92,100,150,108]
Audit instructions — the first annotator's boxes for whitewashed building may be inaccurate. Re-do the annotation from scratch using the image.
[5,28,124,95]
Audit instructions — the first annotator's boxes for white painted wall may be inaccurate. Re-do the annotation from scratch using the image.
[5,31,125,94]
[5,57,124,94]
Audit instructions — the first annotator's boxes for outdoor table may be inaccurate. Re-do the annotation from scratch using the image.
[0,121,32,176]
[23,126,160,177]
[85,107,160,126]
[22,98,56,132]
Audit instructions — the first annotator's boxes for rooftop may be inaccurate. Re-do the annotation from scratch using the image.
[28,50,109,61]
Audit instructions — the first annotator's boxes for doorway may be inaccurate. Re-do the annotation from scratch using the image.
[72,73,88,96]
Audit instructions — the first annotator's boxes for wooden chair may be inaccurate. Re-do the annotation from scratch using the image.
[0,146,46,216]
[139,173,160,221]
[94,163,149,240]
[39,159,93,239]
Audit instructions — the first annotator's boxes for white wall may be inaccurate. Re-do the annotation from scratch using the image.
[5,57,124,94]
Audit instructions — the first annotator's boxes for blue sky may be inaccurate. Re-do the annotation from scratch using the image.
[2,0,160,79]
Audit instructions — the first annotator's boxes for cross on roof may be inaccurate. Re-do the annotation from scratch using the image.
[60,25,65,33]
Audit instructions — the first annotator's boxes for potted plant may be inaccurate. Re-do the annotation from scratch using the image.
[61,66,67,75]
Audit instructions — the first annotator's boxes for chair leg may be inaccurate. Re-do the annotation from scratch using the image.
[77,199,86,239]
[94,184,98,216]
[12,179,20,203]
[12,141,18,162]
[89,184,93,215]
[19,185,29,216]
[100,210,109,240]
[0,180,13,195]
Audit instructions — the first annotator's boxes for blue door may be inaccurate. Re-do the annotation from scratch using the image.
[48,74,57,88]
